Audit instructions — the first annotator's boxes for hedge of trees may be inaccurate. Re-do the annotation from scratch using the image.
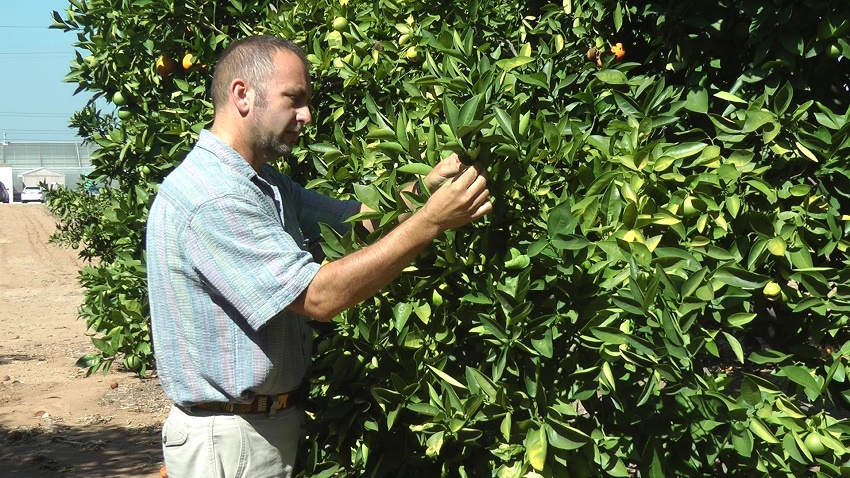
[48,0,850,475]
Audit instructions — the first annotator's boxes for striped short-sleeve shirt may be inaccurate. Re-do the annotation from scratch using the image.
[146,130,360,407]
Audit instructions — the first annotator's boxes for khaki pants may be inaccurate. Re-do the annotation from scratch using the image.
[161,404,303,478]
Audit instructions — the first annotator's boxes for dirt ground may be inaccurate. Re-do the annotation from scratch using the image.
[0,204,170,477]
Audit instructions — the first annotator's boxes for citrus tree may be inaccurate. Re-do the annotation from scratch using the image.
[50,0,850,475]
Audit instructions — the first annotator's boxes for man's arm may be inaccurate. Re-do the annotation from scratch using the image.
[288,163,491,322]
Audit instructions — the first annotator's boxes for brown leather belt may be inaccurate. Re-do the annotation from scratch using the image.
[193,390,299,415]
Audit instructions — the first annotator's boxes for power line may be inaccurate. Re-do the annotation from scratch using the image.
[0,25,52,29]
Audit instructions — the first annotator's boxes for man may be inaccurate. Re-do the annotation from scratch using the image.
[146,35,491,478]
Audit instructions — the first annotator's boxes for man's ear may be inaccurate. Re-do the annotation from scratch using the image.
[231,79,250,115]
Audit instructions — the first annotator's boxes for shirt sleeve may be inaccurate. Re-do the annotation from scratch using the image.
[292,182,362,244]
[259,165,361,244]
[184,195,320,331]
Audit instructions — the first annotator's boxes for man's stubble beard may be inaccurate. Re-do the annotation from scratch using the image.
[251,107,294,161]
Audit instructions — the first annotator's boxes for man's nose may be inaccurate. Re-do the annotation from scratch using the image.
[298,106,312,125]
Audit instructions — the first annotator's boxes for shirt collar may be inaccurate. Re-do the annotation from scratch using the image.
[196,129,259,180]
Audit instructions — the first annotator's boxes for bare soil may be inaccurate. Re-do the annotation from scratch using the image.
[0,204,169,477]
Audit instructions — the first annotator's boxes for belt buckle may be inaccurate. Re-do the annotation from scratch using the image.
[268,392,289,416]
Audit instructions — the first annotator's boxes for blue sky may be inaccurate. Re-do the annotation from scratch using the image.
[0,1,91,143]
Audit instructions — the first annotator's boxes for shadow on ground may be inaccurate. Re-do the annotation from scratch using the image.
[0,421,163,477]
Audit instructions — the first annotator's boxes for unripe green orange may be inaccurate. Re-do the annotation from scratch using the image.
[332,17,349,32]
[804,432,827,456]
[112,91,128,106]
[123,354,142,372]
[405,46,421,62]
[762,281,781,299]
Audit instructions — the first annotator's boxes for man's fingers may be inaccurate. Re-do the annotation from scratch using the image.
[452,163,483,187]
[472,194,493,219]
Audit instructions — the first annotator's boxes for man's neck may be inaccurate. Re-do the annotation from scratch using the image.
[209,121,264,174]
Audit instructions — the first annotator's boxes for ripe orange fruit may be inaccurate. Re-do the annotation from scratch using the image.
[610,42,625,60]
[182,52,195,70]
[155,56,176,77]
[159,465,168,478]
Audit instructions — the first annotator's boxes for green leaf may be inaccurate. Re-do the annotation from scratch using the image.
[545,420,590,451]
[780,365,821,395]
[722,332,745,363]
[396,163,434,175]
[75,353,101,368]
[596,69,628,84]
[393,301,413,332]
[715,91,748,103]
[547,200,577,237]
[465,367,498,400]
[748,417,780,444]
[427,364,467,389]
[742,110,775,133]
[712,266,769,289]
[685,88,708,113]
[495,56,533,71]
[353,184,381,211]
[749,349,792,364]
[665,142,707,159]
[458,94,483,129]
[525,425,548,471]
[796,141,819,162]
[443,96,460,135]
[531,328,554,358]
[681,267,708,298]
[727,313,757,328]
[493,107,516,142]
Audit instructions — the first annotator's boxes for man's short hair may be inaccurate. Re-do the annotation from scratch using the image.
[211,35,309,109]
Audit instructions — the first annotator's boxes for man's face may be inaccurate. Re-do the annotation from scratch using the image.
[250,50,312,161]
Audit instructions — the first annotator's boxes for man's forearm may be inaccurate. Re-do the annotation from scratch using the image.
[292,210,441,321]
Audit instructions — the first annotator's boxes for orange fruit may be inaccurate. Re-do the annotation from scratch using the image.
[159,465,168,477]
[332,17,349,32]
[155,56,176,77]
[762,281,781,299]
[123,354,142,371]
[804,432,827,456]
[182,52,195,70]
[610,42,625,60]
[405,46,421,62]
[112,91,128,106]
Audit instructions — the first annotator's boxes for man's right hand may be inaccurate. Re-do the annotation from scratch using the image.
[418,162,492,232]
